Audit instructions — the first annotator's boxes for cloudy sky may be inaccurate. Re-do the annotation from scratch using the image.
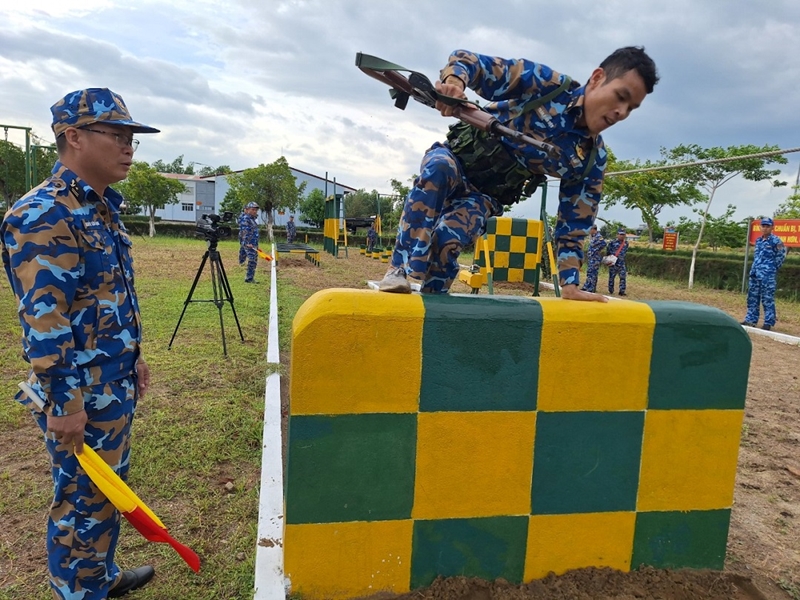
[1,0,798,228]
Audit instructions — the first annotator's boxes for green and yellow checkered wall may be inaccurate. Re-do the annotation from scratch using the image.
[285,290,751,599]
[474,216,544,284]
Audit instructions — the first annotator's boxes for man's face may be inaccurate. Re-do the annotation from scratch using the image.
[617,233,626,242]
[73,124,135,185]
[590,227,597,236]
[583,69,648,136]
[246,207,259,217]
[761,224,773,237]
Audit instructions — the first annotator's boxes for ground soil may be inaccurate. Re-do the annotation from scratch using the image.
[277,253,800,600]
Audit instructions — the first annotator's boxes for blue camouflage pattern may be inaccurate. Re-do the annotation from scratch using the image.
[392,143,500,293]
[50,88,159,137]
[1,162,143,599]
[286,218,297,243]
[366,226,377,252]
[238,211,259,281]
[581,231,606,293]
[745,233,786,326]
[606,238,629,295]
[438,50,607,288]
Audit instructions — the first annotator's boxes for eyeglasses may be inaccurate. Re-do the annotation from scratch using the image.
[80,128,139,151]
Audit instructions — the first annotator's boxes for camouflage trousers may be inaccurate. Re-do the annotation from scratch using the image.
[28,376,137,600]
[745,274,777,326]
[240,245,257,281]
[391,143,501,293]
[608,263,627,294]
[581,259,602,293]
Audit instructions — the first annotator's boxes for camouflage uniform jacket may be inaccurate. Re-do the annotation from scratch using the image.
[238,212,259,247]
[586,232,607,264]
[750,234,786,278]
[440,50,607,286]
[1,162,141,416]
[366,228,377,243]
[606,239,629,265]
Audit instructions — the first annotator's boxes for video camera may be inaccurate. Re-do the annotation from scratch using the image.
[196,211,234,242]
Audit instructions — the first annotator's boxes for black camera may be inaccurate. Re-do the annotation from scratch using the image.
[196,211,234,241]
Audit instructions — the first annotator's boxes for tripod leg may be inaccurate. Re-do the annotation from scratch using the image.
[169,251,210,349]
[209,253,228,357]
[216,254,245,342]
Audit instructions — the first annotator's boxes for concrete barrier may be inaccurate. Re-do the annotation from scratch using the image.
[284,290,752,599]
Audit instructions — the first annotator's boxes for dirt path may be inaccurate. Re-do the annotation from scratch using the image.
[277,252,800,600]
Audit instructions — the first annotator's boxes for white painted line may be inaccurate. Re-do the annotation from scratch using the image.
[254,245,286,600]
[742,325,800,346]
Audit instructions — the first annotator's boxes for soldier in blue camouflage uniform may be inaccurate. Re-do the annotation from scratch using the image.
[606,228,629,296]
[377,47,658,299]
[286,215,297,243]
[1,89,157,599]
[238,201,260,283]
[581,224,606,293]
[742,217,786,331]
[366,222,378,252]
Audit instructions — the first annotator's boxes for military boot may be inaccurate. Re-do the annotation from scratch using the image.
[377,266,411,293]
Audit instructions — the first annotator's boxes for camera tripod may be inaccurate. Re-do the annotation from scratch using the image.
[169,238,244,356]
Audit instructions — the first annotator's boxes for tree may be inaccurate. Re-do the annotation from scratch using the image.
[152,155,195,175]
[775,185,800,219]
[603,147,703,244]
[196,164,232,177]
[0,138,57,211]
[224,156,306,242]
[667,144,787,288]
[116,161,186,237]
[344,189,381,218]
[299,188,326,228]
[219,187,243,218]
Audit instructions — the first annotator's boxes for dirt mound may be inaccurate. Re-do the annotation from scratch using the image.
[388,567,771,600]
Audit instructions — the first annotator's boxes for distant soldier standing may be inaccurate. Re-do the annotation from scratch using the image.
[286,214,297,243]
[606,228,629,296]
[366,222,378,253]
[581,224,606,293]
[742,217,786,331]
[238,202,260,283]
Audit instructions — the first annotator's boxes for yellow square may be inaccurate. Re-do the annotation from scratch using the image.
[413,412,536,519]
[285,520,413,599]
[291,289,424,414]
[492,251,510,268]
[638,410,743,511]
[494,217,513,236]
[537,298,655,411]
[524,254,540,269]
[524,512,636,581]
[527,220,544,238]
[510,235,527,253]
[508,268,524,282]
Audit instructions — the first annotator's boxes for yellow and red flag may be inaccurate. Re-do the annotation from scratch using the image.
[76,446,201,573]
[257,247,273,261]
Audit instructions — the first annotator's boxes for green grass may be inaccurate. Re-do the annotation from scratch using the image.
[0,236,272,599]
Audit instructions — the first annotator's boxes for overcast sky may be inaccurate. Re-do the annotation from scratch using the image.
[1,0,798,228]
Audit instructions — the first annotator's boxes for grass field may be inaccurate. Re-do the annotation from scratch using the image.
[0,235,798,599]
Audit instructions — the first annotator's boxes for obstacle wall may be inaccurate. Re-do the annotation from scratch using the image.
[284,289,751,599]
[474,216,544,284]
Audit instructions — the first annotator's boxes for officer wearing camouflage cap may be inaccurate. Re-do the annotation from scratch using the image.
[238,201,261,282]
[741,217,786,331]
[1,88,158,599]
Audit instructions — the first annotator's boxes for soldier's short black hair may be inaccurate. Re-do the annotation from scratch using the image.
[600,46,659,94]
[55,133,68,155]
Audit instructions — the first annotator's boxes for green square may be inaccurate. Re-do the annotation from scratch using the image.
[511,219,529,237]
[523,269,538,284]
[493,267,509,281]
[411,517,528,588]
[420,295,541,411]
[531,412,644,514]
[494,235,511,252]
[486,219,498,235]
[632,509,731,570]
[508,252,525,269]
[285,414,416,524]
[644,302,752,409]
[525,236,541,254]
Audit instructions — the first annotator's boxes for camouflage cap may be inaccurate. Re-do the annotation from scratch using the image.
[760,217,774,226]
[245,202,259,209]
[51,88,160,137]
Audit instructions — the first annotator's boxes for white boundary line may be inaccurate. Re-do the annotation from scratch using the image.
[253,244,286,600]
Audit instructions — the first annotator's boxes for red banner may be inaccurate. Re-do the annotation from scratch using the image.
[662,230,679,251]
[748,219,800,247]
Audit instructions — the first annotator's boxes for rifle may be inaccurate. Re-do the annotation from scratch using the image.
[355,52,559,159]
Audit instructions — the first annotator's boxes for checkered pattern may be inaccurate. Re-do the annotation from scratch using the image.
[285,291,751,599]
[474,217,544,284]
